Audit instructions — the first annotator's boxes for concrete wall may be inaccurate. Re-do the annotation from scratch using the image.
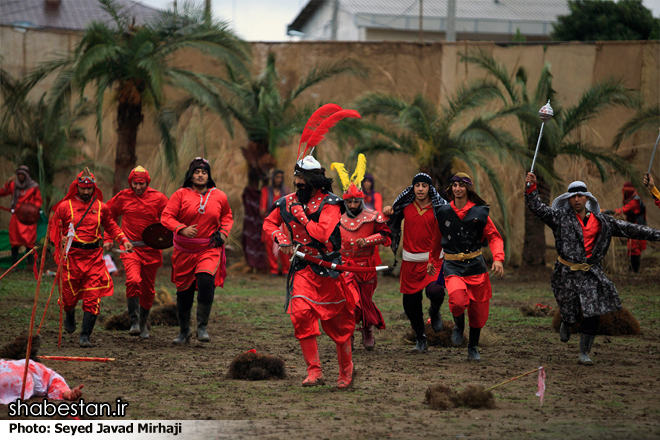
[1,28,658,263]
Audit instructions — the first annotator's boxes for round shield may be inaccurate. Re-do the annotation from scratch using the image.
[15,203,40,225]
[141,223,174,249]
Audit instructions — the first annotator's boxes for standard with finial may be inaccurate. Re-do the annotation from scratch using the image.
[528,100,554,186]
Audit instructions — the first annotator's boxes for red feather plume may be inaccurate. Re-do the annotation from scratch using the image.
[302,109,362,158]
[297,103,343,159]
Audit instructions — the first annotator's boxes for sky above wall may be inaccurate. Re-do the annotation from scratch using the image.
[136,0,660,42]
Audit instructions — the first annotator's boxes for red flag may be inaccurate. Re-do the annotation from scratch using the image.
[535,366,546,406]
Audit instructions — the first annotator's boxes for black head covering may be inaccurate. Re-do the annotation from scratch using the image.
[182,157,216,188]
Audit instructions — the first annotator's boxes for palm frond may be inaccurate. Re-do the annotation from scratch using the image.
[462,48,519,102]
[612,104,660,149]
[442,81,504,125]
[287,58,367,105]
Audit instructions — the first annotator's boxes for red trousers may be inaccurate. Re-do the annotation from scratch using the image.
[58,249,113,315]
[446,275,491,329]
[265,241,290,274]
[124,258,159,310]
[289,303,355,344]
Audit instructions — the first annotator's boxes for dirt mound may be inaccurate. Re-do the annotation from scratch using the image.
[520,304,554,317]
[226,350,286,381]
[425,383,496,410]
[551,308,641,336]
[1,334,40,360]
[149,304,178,326]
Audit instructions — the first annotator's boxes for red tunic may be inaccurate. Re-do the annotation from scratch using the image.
[430,200,505,302]
[400,201,443,294]
[161,187,233,290]
[0,180,42,247]
[263,191,350,321]
[576,212,601,258]
[52,197,127,314]
[615,195,647,256]
[0,360,71,404]
[103,187,169,266]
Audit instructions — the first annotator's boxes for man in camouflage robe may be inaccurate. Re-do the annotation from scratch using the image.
[525,173,660,365]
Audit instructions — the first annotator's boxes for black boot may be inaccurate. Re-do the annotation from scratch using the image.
[467,327,481,361]
[196,303,213,342]
[139,306,150,339]
[79,312,97,348]
[127,297,140,336]
[64,309,76,334]
[560,321,571,343]
[452,313,465,346]
[429,304,443,333]
[412,335,428,353]
[26,248,34,268]
[173,302,192,344]
[578,333,595,365]
[11,246,19,265]
[630,255,641,273]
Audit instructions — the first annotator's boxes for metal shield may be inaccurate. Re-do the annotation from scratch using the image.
[141,223,174,249]
[15,203,40,225]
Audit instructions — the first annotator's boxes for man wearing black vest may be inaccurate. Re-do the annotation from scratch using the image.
[428,173,504,361]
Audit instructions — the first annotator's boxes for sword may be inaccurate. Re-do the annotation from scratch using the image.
[110,241,145,253]
[528,100,554,188]
[293,250,388,273]
[647,131,660,174]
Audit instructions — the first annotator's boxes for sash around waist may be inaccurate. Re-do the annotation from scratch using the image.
[173,235,213,253]
[402,249,429,263]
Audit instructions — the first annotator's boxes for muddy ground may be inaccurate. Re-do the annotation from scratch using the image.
[1,263,659,439]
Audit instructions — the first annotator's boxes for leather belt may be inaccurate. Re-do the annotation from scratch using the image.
[557,256,592,271]
[444,250,482,261]
[70,240,101,250]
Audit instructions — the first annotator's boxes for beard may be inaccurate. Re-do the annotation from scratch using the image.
[296,184,314,205]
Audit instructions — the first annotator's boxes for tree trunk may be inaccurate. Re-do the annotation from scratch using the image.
[522,174,552,266]
[113,100,143,195]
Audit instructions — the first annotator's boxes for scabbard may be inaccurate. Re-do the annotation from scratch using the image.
[294,251,387,273]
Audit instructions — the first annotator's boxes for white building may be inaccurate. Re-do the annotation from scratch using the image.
[287,0,570,42]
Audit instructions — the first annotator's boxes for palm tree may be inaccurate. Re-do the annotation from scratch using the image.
[203,52,368,188]
[31,0,249,194]
[0,70,95,210]
[351,83,525,258]
[464,49,641,266]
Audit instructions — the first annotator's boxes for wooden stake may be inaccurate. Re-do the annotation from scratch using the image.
[20,212,51,399]
[0,246,38,282]
[484,366,545,392]
[36,265,60,335]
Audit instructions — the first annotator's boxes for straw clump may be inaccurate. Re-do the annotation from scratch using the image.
[149,304,178,326]
[1,334,40,360]
[551,308,641,336]
[425,383,496,410]
[520,304,554,317]
[226,351,286,381]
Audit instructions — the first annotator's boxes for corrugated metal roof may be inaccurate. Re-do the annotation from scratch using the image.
[291,0,569,29]
[0,0,160,31]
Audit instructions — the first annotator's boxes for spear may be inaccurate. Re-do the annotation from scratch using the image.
[39,356,116,363]
[527,100,554,187]
[484,366,545,391]
[0,246,38,282]
[21,212,51,399]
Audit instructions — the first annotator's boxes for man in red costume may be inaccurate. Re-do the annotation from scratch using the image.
[332,155,391,350]
[103,166,169,339]
[0,166,42,267]
[605,182,647,273]
[428,173,504,361]
[384,173,447,354]
[50,168,133,347]
[263,103,360,388]
[260,169,290,276]
[161,158,233,344]
[644,173,660,209]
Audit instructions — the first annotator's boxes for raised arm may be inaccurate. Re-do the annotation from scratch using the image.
[524,173,559,229]
[609,217,660,242]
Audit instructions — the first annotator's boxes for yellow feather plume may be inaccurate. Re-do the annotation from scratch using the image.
[350,154,367,189]
[331,162,351,191]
